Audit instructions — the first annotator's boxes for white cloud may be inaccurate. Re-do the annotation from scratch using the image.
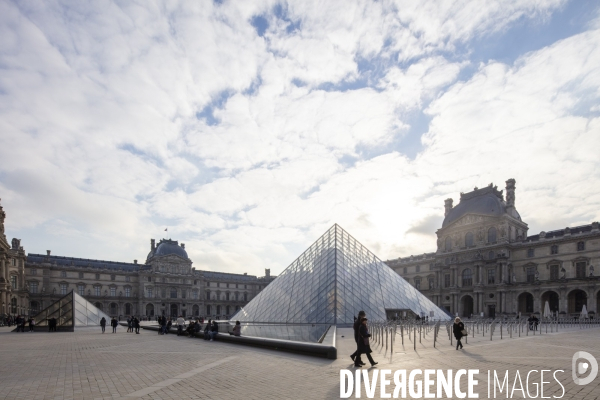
[0,0,596,276]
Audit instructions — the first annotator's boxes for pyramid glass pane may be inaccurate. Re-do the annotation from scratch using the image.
[233,224,451,324]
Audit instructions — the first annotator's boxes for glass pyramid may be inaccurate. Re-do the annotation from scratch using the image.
[33,290,112,330]
[234,224,451,324]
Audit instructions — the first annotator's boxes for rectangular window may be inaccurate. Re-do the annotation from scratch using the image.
[526,267,536,283]
[30,268,37,275]
[60,283,67,295]
[94,286,101,296]
[414,278,421,290]
[12,259,16,266]
[111,275,116,281]
[576,262,586,278]
[527,249,534,258]
[125,287,131,297]
[193,290,198,300]
[146,288,153,298]
[550,265,559,280]
[10,275,17,289]
[60,271,66,278]
[126,276,130,282]
[30,281,38,294]
[110,287,116,297]
[487,269,496,284]
[79,272,84,279]
[444,274,451,288]
[428,278,434,290]
[551,245,558,255]
[95,274,100,280]
[78,285,85,296]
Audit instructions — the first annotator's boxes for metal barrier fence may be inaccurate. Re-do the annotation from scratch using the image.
[364,317,600,357]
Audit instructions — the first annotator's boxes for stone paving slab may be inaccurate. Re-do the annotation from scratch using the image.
[0,325,598,399]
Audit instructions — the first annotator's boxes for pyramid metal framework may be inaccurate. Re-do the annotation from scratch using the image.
[233,224,451,324]
[33,290,112,331]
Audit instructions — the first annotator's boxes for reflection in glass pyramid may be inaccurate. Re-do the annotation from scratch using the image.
[234,224,451,324]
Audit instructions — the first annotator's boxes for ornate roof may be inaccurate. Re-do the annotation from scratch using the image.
[442,184,521,228]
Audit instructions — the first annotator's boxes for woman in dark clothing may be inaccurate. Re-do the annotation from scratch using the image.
[357,318,378,367]
[453,317,465,350]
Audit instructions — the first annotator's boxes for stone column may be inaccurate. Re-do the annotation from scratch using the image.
[559,288,568,314]
[502,262,508,284]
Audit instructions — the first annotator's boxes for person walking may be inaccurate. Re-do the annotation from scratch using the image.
[29,317,35,332]
[111,317,118,333]
[127,317,132,333]
[100,317,106,333]
[134,317,140,334]
[357,318,378,367]
[453,317,465,350]
[351,311,366,367]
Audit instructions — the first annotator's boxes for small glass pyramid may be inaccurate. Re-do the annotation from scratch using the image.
[234,224,451,324]
[33,290,112,330]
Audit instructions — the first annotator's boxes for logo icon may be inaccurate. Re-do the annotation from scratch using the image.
[572,351,598,385]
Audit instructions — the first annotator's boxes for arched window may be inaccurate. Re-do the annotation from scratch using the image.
[462,269,473,287]
[226,292,230,301]
[445,237,452,251]
[465,232,474,247]
[488,227,497,243]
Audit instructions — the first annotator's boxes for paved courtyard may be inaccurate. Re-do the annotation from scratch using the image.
[0,324,599,399]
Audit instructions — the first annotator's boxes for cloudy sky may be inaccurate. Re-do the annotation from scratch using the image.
[1,0,599,276]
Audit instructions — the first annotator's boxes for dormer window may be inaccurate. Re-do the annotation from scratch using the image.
[577,241,585,251]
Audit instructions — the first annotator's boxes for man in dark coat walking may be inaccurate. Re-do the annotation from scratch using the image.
[111,317,118,333]
[100,317,106,333]
[133,317,140,334]
[351,311,366,367]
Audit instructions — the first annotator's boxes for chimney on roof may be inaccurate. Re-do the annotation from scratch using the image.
[244,272,247,275]
[444,198,453,217]
[265,268,270,278]
[46,250,51,256]
[181,243,185,249]
[134,260,138,264]
[505,179,516,210]
[151,238,155,250]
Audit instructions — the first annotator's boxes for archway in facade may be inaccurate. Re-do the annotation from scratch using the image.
[460,295,474,317]
[170,303,178,317]
[568,290,587,314]
[145,303,154,317]
[110,303,118,316]
[192,304,199,316]
[541,291,559,314]
[518,292,534,314]
[125,303,132,315]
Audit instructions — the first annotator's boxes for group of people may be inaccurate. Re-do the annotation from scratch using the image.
[8,315,35,332]
[350,311,378,368]
[527,314,540,331]
[99,316,136,333]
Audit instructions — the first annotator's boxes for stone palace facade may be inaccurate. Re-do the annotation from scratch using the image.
[0,201,275,319]
[386,179,600,319]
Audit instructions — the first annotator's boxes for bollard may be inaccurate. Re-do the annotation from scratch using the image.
[414,325,416,351]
